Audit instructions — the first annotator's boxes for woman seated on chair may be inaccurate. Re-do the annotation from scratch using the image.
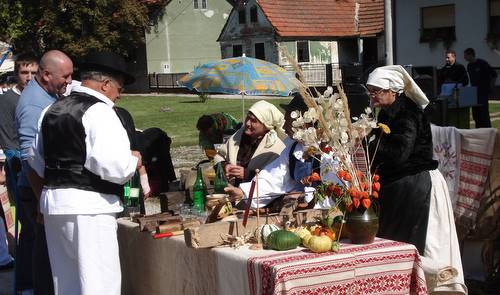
[213,100,286,186]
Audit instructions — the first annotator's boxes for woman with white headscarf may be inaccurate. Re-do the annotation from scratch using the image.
[214,100,286,185]
[367,65,466,294]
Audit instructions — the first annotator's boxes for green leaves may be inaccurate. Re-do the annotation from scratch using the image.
[1,0,168,58]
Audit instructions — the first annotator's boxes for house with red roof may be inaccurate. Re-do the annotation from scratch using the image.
[217,0,385,84]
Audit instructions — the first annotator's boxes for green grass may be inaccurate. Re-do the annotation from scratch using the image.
[490,102,500,130]
[116,96,500,147]
[116,95,288,147]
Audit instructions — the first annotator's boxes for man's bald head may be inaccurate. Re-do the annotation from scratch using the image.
[37,50,73,96]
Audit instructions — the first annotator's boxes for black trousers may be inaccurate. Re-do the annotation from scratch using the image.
[16,187,54,295]
[472,96,492,128]
[377,171,432,255]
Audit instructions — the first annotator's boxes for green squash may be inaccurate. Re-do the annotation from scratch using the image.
[266,230,301,251]
[254,224,280,245]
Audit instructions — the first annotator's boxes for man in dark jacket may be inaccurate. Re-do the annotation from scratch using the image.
[464,47,498,128]
[437,50,468,92]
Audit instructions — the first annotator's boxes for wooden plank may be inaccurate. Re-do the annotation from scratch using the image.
[184,209,326,248]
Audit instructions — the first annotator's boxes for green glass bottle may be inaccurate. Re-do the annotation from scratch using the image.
[213,163,228,194]
[192,166,207,212]
[123,180,131,207]
[129,171,141,208]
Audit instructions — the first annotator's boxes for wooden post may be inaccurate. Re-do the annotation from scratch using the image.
[249,169,263,250]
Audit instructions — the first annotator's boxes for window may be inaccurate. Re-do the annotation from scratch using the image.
[255,43,265,60]
[297,41,310,63]
[194,0,207,10]
[490,0,500,35]
[238,10,246,24]
[250,6,258,23]
[233,45,243,57]
[420,5,456,43]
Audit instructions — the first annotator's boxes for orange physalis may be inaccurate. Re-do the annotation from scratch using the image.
[361,198,371,209]
[372,182,381,192]
[352,198,360,208]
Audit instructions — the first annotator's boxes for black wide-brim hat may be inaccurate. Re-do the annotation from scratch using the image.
[78,51,135,85]
[280,93,309,113]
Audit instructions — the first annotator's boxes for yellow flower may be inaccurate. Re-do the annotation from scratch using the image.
[378,123,391,134]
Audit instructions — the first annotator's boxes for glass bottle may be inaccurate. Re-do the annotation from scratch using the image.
[192,166,207,212]
[213,162,228,194]
[123,180,131,207]
[129,172,140,207]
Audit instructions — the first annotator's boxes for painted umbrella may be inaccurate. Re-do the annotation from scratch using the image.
[178,56,300,117]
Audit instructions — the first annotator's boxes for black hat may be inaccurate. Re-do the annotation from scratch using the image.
[280,93,309,113]
[79,52,135,85]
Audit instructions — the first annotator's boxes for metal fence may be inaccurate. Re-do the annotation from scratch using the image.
[147,63,367,91]
[148,73,188,90]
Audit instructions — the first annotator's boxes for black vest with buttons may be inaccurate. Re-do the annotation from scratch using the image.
[41,92,123,197]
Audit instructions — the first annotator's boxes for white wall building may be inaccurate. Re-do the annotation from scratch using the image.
[394,0,499,76]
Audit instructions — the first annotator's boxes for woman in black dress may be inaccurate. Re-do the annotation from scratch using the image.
[366,65,466,294]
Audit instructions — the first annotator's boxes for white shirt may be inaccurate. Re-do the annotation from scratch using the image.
[239,137,342,209]
[31,85,138,215]
[239,137,309,208]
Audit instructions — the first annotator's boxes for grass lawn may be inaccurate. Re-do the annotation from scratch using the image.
[117,95,500,147]
[116,95,288,147]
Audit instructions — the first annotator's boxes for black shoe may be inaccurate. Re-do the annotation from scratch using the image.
[0,260,14,271]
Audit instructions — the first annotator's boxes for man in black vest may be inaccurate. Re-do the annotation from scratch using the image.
[30,52,141,295]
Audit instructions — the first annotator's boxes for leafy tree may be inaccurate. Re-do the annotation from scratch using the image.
[0,0,168,58]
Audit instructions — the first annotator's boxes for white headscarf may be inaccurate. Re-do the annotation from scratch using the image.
[248,100,286,148]
[367,65,429,109]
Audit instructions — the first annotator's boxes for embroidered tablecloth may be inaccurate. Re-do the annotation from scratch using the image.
[244,239,427,295]
[118,219,427,295]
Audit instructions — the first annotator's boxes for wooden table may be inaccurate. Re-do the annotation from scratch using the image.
[118,218,427,295]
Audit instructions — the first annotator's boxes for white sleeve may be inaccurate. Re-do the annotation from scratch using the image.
[82,103,138,185]
[29,106,50,178]
[239,151,290,208]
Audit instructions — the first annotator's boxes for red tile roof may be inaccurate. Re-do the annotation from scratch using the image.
[256,0,384,38]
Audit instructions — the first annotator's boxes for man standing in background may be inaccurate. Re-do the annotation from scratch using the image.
[15,49,73,295]
[437,50,469,94]
[464,47,498,128]
[0,53,38,279]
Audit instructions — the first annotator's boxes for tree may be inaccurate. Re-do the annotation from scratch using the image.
[0,0,168,58]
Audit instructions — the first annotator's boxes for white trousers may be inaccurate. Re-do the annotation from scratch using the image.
[44,213,121,295]
[0,217,13,265]
[423,170,467,294]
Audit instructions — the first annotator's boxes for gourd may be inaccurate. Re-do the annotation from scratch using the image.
[254,224,280,245]
[302,233,313,248]
[294,227,310,239]
[308,234,332,253]
[266,230,301,251]
[294,227,312,246]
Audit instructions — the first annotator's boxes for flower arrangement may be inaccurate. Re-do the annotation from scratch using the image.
[278,44,391,246]
[292,85,390,213]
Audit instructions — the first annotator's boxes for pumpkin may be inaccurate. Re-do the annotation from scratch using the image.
[254,224,280,245]
[308,234,332,253]
[266,230,301,251]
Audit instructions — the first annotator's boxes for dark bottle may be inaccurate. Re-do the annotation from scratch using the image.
[192,166,207,212]
[213,162,228,194]
[123,180,131,207]
[129,172,141,207]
